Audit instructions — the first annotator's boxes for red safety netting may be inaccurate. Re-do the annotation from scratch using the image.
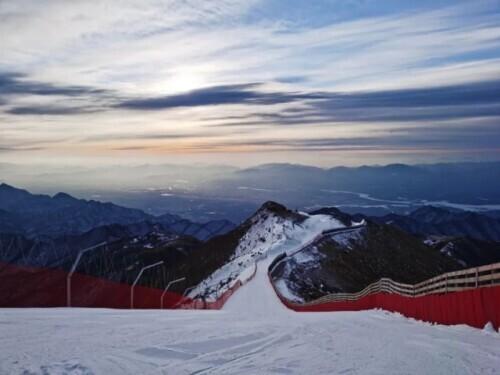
[177,263,258,309]
[0,261,258,310]
[269,273,500,329]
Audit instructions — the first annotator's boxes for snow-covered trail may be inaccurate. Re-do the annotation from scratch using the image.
[3,253,499,374]
[1,307,499,374]
[2,218,499,374]
[223,257,290,317]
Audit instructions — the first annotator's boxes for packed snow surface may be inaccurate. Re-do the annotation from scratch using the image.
[2,307,499,374]
[3,250,500,374]
[3,213,499,374]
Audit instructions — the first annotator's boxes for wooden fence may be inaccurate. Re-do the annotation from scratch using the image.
[301,262,500,306]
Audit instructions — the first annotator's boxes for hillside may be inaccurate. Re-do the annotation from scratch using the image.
[1,199,496,309]
[270,220,461,302]
[376,206,500,242]
[0,183,235,241]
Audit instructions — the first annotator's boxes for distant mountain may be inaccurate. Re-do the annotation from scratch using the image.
[0,221,183,268]
[226,162,500,204]
[3,161,500,220]
[155,214,235,241]
[0,183,151,238]
[0,183,235,240]
[425,236,500,268]
[326,162,500,203]
[1,200,497,308]
[374,206,500,242]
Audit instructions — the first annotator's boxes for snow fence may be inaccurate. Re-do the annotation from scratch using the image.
[176,262,258,309]
[269,258,500,329]
[0,261,257,310]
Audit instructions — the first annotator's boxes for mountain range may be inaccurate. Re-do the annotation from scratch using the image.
[0,183,234,241]
[3,161,500,221]
[373,206,500,242]
[0,183,499,307]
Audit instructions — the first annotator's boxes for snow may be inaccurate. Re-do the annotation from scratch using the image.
[223,256,290,318]
[290,246,322,264]
[2,306,499,374]
[273,277,304,302]
[270,225,366,301]
[321,189,500,212]
[3,212,498,374]
[483,322,499,335]
[328,228,363,249]
[190,210,344,300]
[2,237,500,374]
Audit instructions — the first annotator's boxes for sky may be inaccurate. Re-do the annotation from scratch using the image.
[1,0,500,168]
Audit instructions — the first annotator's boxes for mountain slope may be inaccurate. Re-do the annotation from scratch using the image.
[426,236,500,267]
[0,183,235,240]
[270,219,461,302]
[0,183,151,238]
[189,201,346,299]
[0,221,185,269]
[375,206,500,242]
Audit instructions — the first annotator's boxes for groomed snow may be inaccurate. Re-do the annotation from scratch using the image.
[3,244,500,374]
[1,307,499,374]
[3,214,498,374]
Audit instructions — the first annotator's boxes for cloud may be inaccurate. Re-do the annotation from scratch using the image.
[0,145,45,152]
[6,105,96,115]
[180,128,500,153]
[1,0,500,164]
[206,79,500,125]
[0,71,106,97]
[116,83,326,110]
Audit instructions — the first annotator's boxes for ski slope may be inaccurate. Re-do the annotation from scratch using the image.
[2,255,500,374]
[2,215,499,374]
[1,306,499,374]
[224,257,289,318]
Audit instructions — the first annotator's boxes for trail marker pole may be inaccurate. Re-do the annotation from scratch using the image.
[131,261,164,309]
[67,242,107,307]
[161,277,186,309]
[173,285,196,308]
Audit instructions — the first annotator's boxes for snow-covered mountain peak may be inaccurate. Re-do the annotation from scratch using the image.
[250,201,305,223]
[190,202,346,300]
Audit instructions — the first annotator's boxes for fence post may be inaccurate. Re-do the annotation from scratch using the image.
[131,261,164,309]
[173,285,196,309]
[161,277,186,309]
[66,242,106,307]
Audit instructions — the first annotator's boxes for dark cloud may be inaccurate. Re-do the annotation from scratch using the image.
[3,71,500,130]
[118,79,500,125]
[275,76,310,84]
[117,83,326,110]
[0,71,106,97]
[0,146,45,152]
[7,105,95,115]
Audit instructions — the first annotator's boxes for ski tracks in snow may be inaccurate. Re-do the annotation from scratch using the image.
[1,307,499,374]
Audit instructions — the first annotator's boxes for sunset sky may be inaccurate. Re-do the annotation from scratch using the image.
[1,0,500,167]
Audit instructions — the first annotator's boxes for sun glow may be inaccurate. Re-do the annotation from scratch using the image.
[160,66,209,94]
